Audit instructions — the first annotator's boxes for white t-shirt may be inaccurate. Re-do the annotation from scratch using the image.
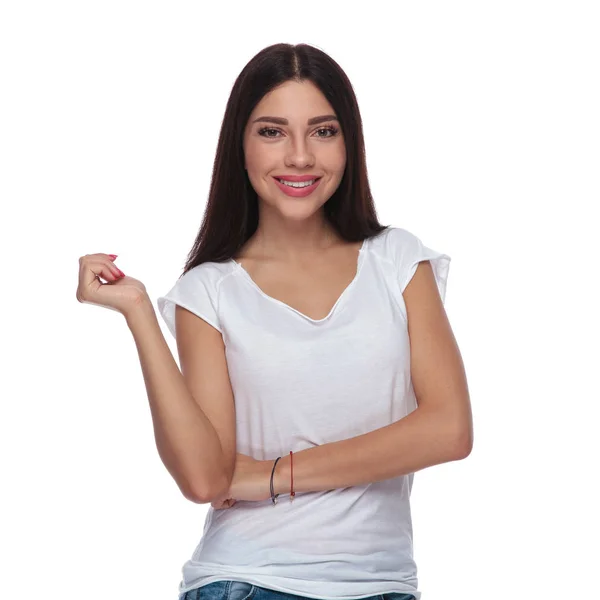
[157,226,451,600]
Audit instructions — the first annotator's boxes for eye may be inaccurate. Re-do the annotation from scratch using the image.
[315,125,339,138]
[257,125,340,139]
[257,127,281,138]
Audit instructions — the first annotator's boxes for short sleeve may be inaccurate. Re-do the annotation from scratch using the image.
[387,227,451,303]
[156,265,223,338]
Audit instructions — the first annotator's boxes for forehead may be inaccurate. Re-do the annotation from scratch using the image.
[250,80,334,119]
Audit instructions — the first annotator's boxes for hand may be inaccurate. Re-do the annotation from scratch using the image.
[76,253,149,318]
[211,453,274,509]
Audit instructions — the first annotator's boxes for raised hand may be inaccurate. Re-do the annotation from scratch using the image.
[76,253,149,318]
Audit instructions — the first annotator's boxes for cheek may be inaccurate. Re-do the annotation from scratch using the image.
[326,140,346,168]
[245,142,278,172]
[243,136,263,166]
[327,151,347,177]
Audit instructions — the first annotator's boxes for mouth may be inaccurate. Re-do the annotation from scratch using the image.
[272,176,323,197]
[274,176,322,185]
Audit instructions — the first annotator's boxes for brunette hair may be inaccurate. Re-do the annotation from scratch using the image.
[181,42,390,275]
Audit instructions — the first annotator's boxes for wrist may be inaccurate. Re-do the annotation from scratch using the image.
[124,296,155,329]
[272,454,291,497]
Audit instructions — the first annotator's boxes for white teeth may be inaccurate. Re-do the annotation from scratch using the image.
[278,178,316,188]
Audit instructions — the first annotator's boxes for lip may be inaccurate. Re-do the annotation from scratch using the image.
[273,176,322,198]
[273,175,322,182]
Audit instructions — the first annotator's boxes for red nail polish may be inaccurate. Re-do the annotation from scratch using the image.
[109,254,118,259]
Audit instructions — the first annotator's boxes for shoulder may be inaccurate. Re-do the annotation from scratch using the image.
[157,260,235,339]
[369,225,451,301]
[177,260,235,291]
[368,226,423,265]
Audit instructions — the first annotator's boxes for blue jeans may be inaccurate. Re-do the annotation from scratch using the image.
[178,580,416,600]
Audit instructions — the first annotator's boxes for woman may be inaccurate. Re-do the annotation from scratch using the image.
[77,43,473,600]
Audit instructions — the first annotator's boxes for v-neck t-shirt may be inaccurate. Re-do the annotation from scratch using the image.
[157,225,451,600]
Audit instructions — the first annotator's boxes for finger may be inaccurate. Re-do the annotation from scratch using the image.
[94,259,122,282]
[79,257,121,287]
[211,497,235,510]
[87,253,121,269]
[105,261,124,280]
[99,253,119,263]
[98,255,123,277]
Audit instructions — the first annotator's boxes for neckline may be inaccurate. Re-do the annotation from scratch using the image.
[230,237,369,324]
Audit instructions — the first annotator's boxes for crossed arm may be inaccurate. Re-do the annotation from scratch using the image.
[212,260,473,502]
[273,261,472,496]
[271,404,470,497]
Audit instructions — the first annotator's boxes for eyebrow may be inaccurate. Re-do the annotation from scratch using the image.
[251,114,338,126]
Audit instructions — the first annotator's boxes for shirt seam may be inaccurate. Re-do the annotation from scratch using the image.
[367,231,409,323]
[213,263,239,330]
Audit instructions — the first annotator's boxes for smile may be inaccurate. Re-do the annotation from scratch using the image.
[273,176,322,197]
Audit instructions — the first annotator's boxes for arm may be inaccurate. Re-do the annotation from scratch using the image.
[274,260,473,496]
[273,405,467,496]
[125,299,229,503]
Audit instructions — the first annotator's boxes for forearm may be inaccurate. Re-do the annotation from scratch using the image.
[125,300,226,503]
[274,406,468,496]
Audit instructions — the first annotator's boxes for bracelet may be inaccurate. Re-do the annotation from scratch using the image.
[290,450,295,501]
[270,451,295,505]
[270,456,282,505]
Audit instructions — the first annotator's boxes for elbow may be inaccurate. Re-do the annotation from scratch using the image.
[448,401,474,459]
[184,486,213,505]
[453,424,474,459]
[180,479,209,504]
[453,439,472,460]
[186,450,235,504]
[185,484,214,505]
[187,473,231,505]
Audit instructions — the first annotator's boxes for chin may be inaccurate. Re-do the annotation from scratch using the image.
[269,198,324,218]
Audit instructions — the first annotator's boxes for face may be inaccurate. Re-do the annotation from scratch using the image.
[243,80,346,222]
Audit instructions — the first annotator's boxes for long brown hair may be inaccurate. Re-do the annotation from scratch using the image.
[182,42,390,276]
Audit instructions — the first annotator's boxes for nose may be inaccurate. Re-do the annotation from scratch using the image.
[285,137,315,168]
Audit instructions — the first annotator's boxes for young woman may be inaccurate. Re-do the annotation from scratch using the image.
[77,43,473,600]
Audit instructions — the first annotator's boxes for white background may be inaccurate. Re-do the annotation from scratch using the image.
[1,1,598,599]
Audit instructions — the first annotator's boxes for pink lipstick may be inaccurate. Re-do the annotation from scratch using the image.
[273,176,322,197]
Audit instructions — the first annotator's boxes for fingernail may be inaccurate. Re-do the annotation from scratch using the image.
[109,254,118,260]
[118,269,125,277]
